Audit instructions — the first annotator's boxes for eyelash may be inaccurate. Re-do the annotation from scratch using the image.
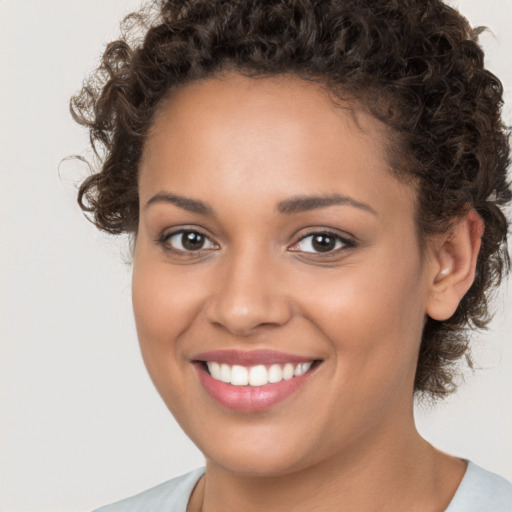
[156,228,355,258]
[291,230,355,255]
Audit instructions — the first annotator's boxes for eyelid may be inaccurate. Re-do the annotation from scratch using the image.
[156,227,355,257]
[288,229,355,255]
[157,227,219,255]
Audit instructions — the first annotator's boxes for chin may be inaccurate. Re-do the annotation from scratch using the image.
[196,428,318,477]
[206,450,310,478]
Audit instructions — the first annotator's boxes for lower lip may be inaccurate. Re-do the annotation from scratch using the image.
[195,364,317,412]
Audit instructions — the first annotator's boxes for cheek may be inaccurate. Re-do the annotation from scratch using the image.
[130,249,202,386]
[303,250,427,381]
[131,232,213,341]
[130,258,211,428]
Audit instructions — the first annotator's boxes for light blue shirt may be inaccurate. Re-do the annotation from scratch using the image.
[93,461,512,511]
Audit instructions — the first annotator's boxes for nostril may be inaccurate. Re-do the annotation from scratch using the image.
[204,294,294,337]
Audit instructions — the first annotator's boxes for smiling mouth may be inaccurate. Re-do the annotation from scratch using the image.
[198,360,321,387]
[192,350,323,412]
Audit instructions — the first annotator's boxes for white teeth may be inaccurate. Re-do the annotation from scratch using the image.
[220,363,231,383]
[205,361,315,386]
[294,362,313,376]
[282,363,294,380]
[268,364,283,383]
[248,365,268,386]
[230,365,249,385]
[207,361,221,380]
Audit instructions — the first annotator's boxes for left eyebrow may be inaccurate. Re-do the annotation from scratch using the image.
[277,193,377,216]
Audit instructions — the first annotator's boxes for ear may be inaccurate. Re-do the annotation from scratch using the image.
[426,209,484,321]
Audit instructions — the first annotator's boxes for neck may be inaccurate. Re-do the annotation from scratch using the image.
[189,413,465,512]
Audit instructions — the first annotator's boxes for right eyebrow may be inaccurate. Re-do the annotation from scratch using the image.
[145,192,215,216]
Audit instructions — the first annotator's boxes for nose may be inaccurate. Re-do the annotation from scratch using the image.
[204,247,293,337]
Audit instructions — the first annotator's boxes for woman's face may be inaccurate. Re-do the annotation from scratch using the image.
[133,71,436,475]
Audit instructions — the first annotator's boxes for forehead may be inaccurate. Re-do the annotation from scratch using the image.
[139,71,413,219]
[147,71,386,153]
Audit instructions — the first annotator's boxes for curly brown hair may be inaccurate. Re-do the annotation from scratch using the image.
[70,0,511,400]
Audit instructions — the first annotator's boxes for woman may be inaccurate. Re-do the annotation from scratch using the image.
[71,0,512,510]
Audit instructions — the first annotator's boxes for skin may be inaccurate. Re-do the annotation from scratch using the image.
[132,71,482,511]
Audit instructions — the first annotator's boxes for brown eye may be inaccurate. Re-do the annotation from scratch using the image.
[290,231,354,255]
[162,230,218,253]
[181,231,205,251]
[310,234,337,252]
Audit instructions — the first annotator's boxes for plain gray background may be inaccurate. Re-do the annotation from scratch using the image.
[1,0,511,511]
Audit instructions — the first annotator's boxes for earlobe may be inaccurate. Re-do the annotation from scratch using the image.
[426,209,484,321]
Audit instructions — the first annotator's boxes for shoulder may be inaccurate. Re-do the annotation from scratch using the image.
[446,460,512,512]
[92,467,205,512]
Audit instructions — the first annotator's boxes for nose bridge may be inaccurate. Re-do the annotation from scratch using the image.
[205,241,292,336]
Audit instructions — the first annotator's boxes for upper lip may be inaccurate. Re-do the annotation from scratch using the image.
[192,349,319,366]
